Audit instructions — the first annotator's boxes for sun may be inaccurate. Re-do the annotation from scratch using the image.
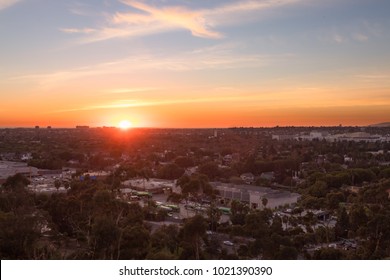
[118,120,132,130]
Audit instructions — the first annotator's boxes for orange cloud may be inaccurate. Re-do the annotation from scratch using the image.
[59,28,96,34]
[62,0,303,43]
[120,0,223,39]
[0,0,21,11]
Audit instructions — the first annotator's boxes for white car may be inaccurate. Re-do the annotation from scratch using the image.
[223,240,234,246]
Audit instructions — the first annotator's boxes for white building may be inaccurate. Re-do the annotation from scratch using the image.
[213,183,300,210]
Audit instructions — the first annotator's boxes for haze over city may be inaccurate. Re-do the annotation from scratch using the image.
[1,0,390,128]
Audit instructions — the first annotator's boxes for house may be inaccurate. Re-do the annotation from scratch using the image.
[260,172,275,181]
[344,155,353,163]
[240,173,255,184]
[342,186,361,194]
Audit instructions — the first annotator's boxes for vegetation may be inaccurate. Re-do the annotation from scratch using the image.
[1,126,390,259]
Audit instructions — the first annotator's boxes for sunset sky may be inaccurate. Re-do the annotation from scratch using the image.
[1,0,389,128]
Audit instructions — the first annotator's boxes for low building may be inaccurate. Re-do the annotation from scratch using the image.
[81,171,110,181]
[0,161,39,184]
[123,178,175,194]
[272,134,297,141]
[212,182,300,210]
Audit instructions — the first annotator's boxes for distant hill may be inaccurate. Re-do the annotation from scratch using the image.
[369,122,390,127]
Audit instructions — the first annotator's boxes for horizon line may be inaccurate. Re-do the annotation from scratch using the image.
[1,124,389,130]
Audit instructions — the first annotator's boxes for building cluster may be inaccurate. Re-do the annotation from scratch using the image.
[273,131,390,142]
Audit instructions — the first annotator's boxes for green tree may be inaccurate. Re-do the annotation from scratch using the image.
[206,202,221,231]
[313,248,345,260]
[174,156,195,168]
[2,173,30,191]
[118,225,150,259]
[335,207,349,238]
[177,174,213,198]
[91,216,119,259]
[230,200,249,225]
[0,211,40,259]
[157,163,185,180]
[181,215,207,260]
[276,245,298,260]
[326,192,345,210]
[262,197,268,208]
[307,181,328,198]
[198,162,220,180]
[150,224,180,256]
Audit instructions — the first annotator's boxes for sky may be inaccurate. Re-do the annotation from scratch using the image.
[1,0,390,128]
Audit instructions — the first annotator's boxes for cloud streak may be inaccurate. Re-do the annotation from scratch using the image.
[11,43,288,88]
[119,0,223,39]
[0,0,21,10]
[51,94,258,114]
[60,28,97,34]
[62,0,302,43]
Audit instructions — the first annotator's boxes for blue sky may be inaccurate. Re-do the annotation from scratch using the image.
[1,0,390,127]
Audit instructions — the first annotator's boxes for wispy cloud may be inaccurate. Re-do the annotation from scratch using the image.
[0,0,21,11]
[119,0,223,39]
[106,87,158,94]
[319,20,384,44]
[352,33,368,42]
[332,33,347,44]
[51,94,256,113]
[355,74,390,83]
[60,28,97,34]
[67,2,93,16]
[11,43,290,88]
[62,0,302,43]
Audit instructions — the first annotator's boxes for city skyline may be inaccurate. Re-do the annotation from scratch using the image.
[1,0,390,128]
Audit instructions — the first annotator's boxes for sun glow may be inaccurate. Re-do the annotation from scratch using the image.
[118,120,132,130]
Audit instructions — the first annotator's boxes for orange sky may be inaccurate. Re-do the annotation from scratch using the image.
[1,0,389,128]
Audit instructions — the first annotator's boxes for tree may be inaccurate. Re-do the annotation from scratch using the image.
[244,209,272,237]
[0,211,40,259]
[206,202,221,231]
[326,192,345,210]
[181,215,207,260]
[150,225,180,256]
[118,225,150,259]
[198,162,220,180]
[174,156,194,168]
[299,195,325,210]
[276,245,298,260]
[157,163,185,180]
[262,197,268,208]
[230,200,249,225]
[313,248,344,260]
[335,207,349,238]
[349,205,367,234]
[177,174,213,198]
[3,173,30,191]
[54,179,61,192]
[349,168,376,185]
[91,216,119,259]
[307,181,328,198]
[167,192,183,204]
